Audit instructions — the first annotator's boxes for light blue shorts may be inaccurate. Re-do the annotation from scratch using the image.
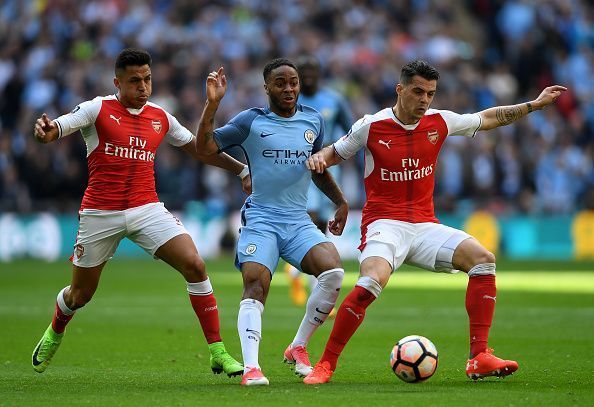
[235,205,328,275]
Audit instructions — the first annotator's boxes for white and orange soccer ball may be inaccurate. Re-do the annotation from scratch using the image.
[390,335,438,383]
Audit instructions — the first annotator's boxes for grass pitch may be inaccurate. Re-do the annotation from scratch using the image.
[1,257,593,406]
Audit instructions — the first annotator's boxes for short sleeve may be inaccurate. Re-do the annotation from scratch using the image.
[54,98,101,138]
[438,110,481,137]
[333,116,370,160]
[312,113,325,153]
[165,111,194,146]
[213,109,260,151]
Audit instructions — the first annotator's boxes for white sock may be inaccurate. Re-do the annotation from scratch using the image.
[237,298,264,373]
[308,274,317,292]
[57,286,75,315]
[292,268,344,347]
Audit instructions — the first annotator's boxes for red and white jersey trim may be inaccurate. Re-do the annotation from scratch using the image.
[54,95,194,211]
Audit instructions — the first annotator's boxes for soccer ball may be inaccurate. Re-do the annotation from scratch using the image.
[390,335,438,383]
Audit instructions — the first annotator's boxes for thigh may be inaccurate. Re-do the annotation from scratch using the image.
[281,221,329,273]
[236,223,281,276]
[241,261,272,304]
[359,219,414,272]
[73,209,126,267]
[300,242,341,276]
[406,223,470,272]
[154,233,204,280]
[127,203,189,256]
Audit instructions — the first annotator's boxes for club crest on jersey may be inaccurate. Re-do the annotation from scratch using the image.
[427,129,439,144]
[152,120,162,133]
[304,129,316,144]
[74,244,84,259]
[246,244,257,255]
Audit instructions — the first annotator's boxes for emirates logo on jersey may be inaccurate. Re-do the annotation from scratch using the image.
[152,120,162,133]
[427,129,439,144]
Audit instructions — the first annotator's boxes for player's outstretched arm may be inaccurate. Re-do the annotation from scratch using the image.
[478,85,567,131]
[196,67,227,155]
[306,145,344,174]
[33,113,59,144]
[311,171,348,235]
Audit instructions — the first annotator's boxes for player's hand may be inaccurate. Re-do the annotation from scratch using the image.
[206,67,227,104]
[534,85,567,108]
[306,152,327,174]
[328,201,348,236]
[241,174,252,195]
[33,113,57,143]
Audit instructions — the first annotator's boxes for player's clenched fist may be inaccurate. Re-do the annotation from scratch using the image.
[306,152,327,174]
[33,113,58,143]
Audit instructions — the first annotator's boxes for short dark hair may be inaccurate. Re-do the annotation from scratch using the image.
[400,60,440,84]
[296,55,320,71]
[115,48,152,74]
[263,58,298,82]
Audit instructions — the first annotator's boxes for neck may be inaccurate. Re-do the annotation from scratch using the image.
[392,104,419,125]
[270,105,296,118]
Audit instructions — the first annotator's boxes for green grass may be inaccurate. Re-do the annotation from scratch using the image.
[1,258,593,406]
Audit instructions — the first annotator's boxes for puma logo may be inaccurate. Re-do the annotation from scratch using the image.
[378,139,392,149]
[482,295,496,302]
[110,114,121,125]
[346,307,362,320]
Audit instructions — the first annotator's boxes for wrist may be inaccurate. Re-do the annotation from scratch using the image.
[237,165,249,179]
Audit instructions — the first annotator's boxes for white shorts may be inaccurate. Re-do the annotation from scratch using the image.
[72,202,188,268]
[359,219,471,273]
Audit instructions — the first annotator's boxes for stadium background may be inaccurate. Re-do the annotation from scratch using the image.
[1,0,594,261]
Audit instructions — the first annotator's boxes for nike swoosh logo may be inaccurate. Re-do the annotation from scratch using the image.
[315,307,331,315]
[245,328,260,334]
[260,132,275,138]
[32,343,42,366]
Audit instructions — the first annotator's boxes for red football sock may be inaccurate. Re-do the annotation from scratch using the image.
[51,302,74,334]
[189,293,222,344]
[466,275,496,357]
[320,285,377,371]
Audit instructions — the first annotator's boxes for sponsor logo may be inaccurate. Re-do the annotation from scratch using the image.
[152,120,162,133]
[304,129,316,144]
[378,139,392,149]
[369,231,380,238]
[104,136,154,162]
[109,114,121,125]
[482,295,497,302]
[466,360,478,370]
[74,243,84,259]
[427,129,439,144]
[260,132,275,138]
[262,149,312,165]
[246,244,257,255]
[315,307,331,315]
[204,305,218,312]
[345,307,362,320]
[70,106,80,114]
[32,344,43,366]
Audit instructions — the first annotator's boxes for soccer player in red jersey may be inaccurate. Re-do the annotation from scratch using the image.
[31,48,248,377]
[303,60,567,384]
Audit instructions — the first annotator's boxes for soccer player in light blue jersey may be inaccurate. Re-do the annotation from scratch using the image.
[285,55,354,307]
[196,59,348,386]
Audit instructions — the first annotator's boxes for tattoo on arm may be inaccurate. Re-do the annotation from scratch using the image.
[526,102,533,113]
[495,106,523,125]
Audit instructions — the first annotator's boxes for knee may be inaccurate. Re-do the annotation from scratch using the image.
[317,267,344,290]
[182,254,207,282]
[474,250,496,266]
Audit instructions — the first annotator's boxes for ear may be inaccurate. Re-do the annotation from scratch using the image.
[114,77,120,91]
[395,83,403,96]
[263,83,269,95]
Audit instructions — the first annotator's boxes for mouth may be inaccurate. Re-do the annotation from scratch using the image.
[283,95,295,103]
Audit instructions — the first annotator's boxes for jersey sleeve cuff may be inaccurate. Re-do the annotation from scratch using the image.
[333,144,347,160]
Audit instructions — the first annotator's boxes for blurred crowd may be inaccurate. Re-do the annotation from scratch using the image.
[1,0,593,216]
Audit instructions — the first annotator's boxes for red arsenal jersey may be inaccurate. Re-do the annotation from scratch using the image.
[334,107,481,231]
[54,95,193,210]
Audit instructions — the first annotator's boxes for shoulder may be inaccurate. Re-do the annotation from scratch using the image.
[355,108,392,129]
[230,107,268,127]
[298,104,324,124]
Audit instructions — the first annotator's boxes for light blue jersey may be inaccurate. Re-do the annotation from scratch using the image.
[214,104,329,273]
[299,87,352,146]
[300,87,353,220]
